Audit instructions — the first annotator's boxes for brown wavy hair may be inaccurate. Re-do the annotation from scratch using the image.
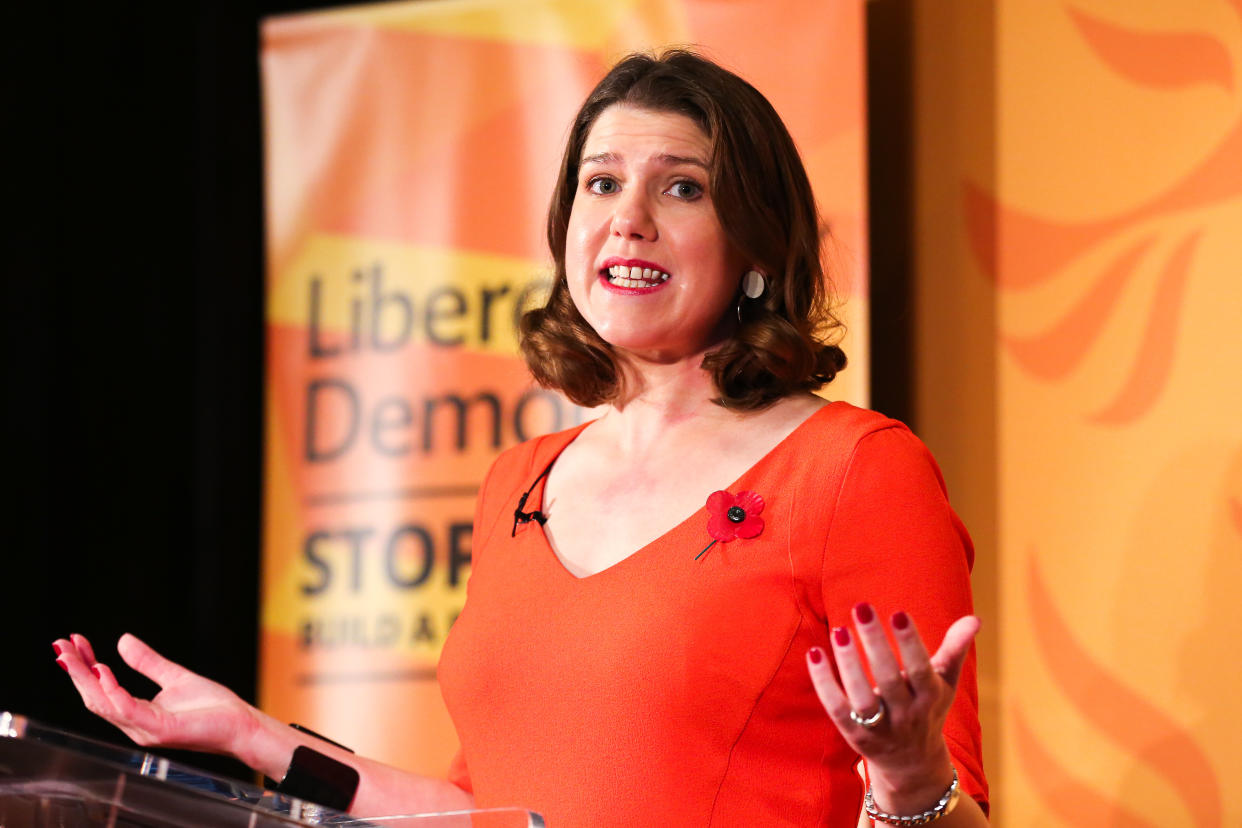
[520,48,847,410]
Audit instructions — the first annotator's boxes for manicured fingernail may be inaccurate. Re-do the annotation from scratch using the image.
[56,658,69,673]
[892,611,910,630]
[808,647,824,664]
[52,641,64,657]
[91,664,103,679]
[854,602,874,624]
[833,626,850,647]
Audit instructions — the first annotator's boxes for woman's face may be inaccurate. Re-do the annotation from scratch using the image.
[563,104,746,362]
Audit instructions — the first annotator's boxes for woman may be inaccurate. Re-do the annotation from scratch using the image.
[55,50,988,826]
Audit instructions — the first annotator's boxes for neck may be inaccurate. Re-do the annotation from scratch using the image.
[602,349,737,456]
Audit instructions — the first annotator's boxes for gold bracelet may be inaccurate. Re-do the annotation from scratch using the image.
[864,768,960,825]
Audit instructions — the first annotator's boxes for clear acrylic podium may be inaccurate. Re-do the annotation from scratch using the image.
[0,712,544,827]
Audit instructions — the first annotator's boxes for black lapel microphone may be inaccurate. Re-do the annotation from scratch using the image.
[512,460,554,536]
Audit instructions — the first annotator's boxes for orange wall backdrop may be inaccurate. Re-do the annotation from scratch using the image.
[916,2,1242,825]
[259,0,868,777]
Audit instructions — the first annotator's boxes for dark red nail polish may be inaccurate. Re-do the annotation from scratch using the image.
[52,642,64,657]
[892,611,910,630]
[809,647,824,664]
[56,658,69,673]
[854,602,874,624]
[833,627,850,647]
[91,664,103,679]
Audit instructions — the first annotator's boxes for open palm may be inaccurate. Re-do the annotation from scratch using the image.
[54,633,257,756]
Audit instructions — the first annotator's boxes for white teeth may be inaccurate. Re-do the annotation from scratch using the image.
[604,265,670,287]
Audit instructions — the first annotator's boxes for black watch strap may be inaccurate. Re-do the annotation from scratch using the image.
[276,745,360,812]
[289,723,354,753]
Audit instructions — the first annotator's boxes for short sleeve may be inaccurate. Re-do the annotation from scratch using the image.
[819,426,989,812]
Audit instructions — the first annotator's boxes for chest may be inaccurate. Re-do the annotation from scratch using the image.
[539,445,759,578]
[437,494,825,821]
[447,473,809,730]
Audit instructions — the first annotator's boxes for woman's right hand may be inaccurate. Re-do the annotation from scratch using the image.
[54,632,477,816]
[53,633,259,759]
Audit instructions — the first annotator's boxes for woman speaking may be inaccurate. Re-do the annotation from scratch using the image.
[55,50,989,826]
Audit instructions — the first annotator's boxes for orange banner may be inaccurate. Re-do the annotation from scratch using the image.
[915,1,1242,824]
[259,0,867,777]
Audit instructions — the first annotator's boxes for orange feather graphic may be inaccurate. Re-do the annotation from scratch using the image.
[1027,554,1222,827]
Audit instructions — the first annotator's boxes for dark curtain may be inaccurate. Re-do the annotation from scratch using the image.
[4,0,335,781]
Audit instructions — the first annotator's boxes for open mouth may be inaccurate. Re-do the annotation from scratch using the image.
[603,264,671,289]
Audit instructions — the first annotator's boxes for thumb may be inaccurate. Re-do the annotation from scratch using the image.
[117,633,191,688]
[929,615,980,688]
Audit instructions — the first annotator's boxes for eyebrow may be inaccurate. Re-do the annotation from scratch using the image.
[580,151,708,169]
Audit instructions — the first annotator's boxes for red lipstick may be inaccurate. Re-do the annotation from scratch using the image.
[598,257,673,295]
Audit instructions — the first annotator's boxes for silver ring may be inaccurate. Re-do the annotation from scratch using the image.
[849,697,887,729]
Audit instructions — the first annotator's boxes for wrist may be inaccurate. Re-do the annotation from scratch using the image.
[866,767,960,826]
[867,750,956,817]
[235,709,302,780]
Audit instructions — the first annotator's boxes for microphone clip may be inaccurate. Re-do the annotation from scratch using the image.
[512,492,548,536]
[511,461,554,536]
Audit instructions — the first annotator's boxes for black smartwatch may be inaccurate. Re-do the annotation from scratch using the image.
[276,745,360,812]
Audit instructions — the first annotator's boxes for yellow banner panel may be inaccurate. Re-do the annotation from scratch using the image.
[260,0,868,775]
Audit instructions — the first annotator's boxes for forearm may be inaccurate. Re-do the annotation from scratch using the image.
[238,708,473,817]
[932,795,988,827]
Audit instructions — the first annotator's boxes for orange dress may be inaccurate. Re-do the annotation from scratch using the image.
[438,403,987,827]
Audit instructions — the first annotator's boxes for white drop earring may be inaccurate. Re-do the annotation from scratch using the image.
[742,270,766,299]
[737,270,766,324]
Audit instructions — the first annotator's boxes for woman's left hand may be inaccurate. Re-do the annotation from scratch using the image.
[806,604,980,816]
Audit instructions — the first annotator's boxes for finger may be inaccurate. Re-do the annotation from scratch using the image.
[928,615,981,688]
[117,633,190,688]
[889,611,936,695]
[805,646,855,728]
[54,636,88,665]
[830,626,882,718]
[851,603,911,704]
[93,662,162,742]
[71,633,98,666]
[54,638,121,721]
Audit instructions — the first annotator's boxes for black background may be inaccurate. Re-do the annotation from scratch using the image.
[5,0,342,781]
[3,0,914,783]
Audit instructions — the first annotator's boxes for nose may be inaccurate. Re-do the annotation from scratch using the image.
[610,190,658,241]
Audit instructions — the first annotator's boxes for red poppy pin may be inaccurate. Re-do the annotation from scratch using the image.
[696,490,765,560]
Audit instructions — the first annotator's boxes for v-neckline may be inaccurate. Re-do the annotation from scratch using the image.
[523,401,838,581]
